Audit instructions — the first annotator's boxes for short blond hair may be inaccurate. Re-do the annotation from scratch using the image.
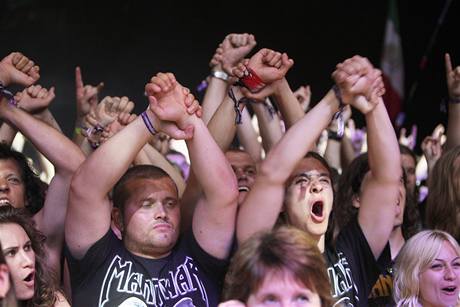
[393,230,460,306]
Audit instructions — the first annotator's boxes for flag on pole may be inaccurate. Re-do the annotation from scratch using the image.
[381,0,405,126]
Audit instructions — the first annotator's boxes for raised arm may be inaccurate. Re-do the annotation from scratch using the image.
[73,66,103,146]
[234,48,302,128]
[236,106,263,162]
[444,53,460,150]
[251,99,283,154]
[0,85,85,275]
[65,97,191,259]
[324,106,352,171]
[148,73,238,259]
[179,85,246,232]
[334,56,402,259]
[237,88,341,244]
[421,124,444,186]
[202,33,256,124]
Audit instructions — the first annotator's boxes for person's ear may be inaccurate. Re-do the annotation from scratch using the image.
[111,207,124,234]
[352,194,361,209]
[0,264,10,298]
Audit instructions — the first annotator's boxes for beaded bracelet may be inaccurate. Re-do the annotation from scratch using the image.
[141,111,157,135]
[0,82,18,107]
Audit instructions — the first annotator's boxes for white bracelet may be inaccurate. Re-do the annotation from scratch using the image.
[210,70,229,81]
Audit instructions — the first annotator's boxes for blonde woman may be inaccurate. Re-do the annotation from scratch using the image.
[394,230,460,307]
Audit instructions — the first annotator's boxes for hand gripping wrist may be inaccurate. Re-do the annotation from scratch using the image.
[236,67,266,93]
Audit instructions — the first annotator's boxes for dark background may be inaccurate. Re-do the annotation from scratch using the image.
[1,0,459,154]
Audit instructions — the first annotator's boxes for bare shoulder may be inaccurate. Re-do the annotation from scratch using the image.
[54,291,71,307]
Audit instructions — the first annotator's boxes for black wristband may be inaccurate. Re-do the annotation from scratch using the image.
[328,130,343,141]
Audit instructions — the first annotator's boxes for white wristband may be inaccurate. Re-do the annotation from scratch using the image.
[211,70,229,81]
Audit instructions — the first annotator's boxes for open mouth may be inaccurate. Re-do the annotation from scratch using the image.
[23,272,34,286]
[441,286,457,294]
[0,199,11,206]
[311,201,324,219]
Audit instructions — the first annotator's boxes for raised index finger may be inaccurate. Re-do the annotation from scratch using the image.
[445,53,453,75]
[75,66,84,89]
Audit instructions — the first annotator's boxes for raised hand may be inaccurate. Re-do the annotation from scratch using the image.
[145,72,199,139]
[345,118,367,155]
[81,109,107,147]
[332,55,385,114]
[0,52,40,86]
[14,85,55,113]
[100,112,137,143]
[75,66,104,119]
[94,96,120,127]
[244,48,294,84]
[399,124,417,150]
[445,53,460,101]
[294,85,312,112]
[95,96,134,127]
[421,124,444,168]
[211,33,257,75]
[232,58,283,102]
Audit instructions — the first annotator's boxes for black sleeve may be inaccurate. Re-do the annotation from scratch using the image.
[64,230,119,288]
[335,219,385,301]
[183,229,229,286]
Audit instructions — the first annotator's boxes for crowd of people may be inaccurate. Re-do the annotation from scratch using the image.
[0,33,458,307]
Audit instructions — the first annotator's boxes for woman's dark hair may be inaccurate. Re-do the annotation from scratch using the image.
[0,206,57,307]
[332,153,419,243]
[425,146,460,241]
[0,143,45,214]
[223,226,334,306]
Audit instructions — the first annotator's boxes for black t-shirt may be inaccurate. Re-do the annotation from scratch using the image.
[324,245,360,307]
[65,230,228,307]
[335,218,388,307]
[368,244,395,307]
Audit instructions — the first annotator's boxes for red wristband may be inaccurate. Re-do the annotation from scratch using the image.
[237,67,266,93]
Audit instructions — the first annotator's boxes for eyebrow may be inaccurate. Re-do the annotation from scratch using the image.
[433,256,460,262]
[2,246,16,253]
[296,172,330,178]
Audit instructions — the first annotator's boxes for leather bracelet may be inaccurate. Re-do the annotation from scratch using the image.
[210,70,229,81]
